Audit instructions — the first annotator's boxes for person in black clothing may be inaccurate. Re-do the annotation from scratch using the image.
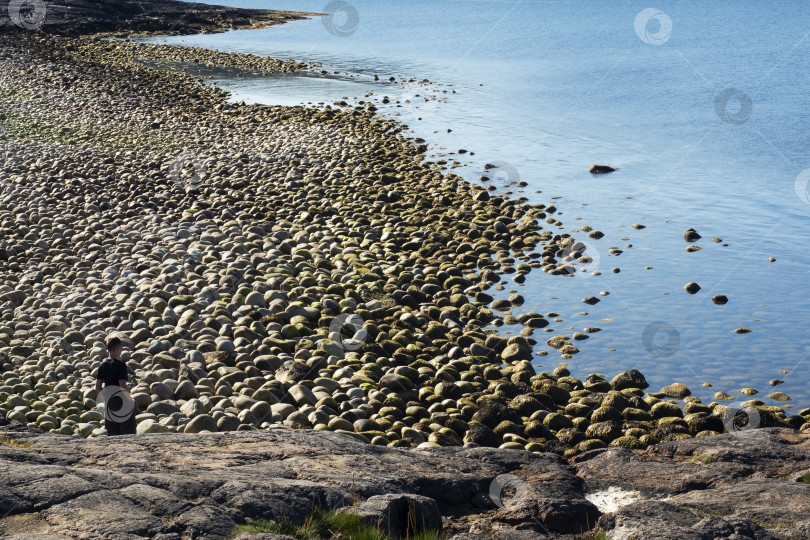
[95,333,136,435]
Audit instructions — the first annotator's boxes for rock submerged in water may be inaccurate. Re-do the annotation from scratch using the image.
[588,164,618,174]
[683,228,702,242]
[684,282,701,294]
[712,294,728,305]
[546,335,570,349]
[660,383,691,399]
[508,293,525,306]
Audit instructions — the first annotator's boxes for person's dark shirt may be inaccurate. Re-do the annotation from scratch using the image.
[97,358,128,388]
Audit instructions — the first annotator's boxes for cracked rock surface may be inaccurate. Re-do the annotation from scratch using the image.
[3,421,810,539]
[0,418,592,539]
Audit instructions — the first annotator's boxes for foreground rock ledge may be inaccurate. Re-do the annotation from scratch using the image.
[1,421,809,540]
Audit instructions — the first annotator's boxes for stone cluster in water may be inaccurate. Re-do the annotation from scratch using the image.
[0,32,805,457]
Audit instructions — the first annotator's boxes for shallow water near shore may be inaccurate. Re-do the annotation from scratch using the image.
[142,0,810,409]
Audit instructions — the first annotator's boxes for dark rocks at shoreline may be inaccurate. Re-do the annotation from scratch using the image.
[1,420,810,538]
[0,0,317,36]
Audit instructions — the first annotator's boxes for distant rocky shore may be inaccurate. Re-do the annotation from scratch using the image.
[0,0,317,35]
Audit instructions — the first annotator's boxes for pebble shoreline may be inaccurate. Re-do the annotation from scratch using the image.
[0,23,807,461]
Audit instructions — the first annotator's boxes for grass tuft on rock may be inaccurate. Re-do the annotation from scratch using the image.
[679,505,725,519]
[229,506,443,540]
[686,453,717,464]
[0,435,32,449]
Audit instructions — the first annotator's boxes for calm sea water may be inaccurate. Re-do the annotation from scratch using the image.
[144,0,810,411]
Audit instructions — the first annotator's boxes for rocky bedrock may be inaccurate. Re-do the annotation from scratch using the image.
[1,418,810,539]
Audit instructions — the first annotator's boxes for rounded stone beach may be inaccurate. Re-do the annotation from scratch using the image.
[0,2,809,538]
[0,0,807,457]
